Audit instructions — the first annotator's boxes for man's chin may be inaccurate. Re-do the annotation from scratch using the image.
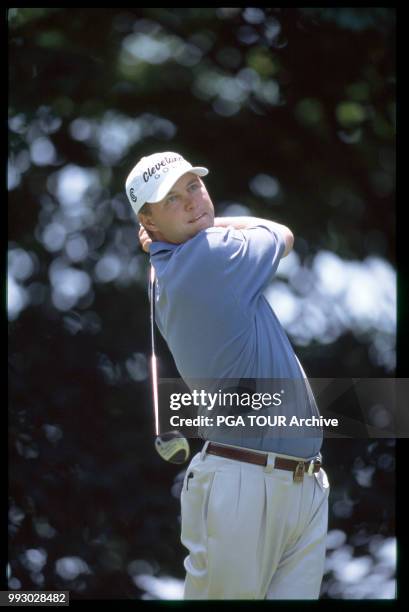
[188,217,213,237]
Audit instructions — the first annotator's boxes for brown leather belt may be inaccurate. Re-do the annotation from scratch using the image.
[206,442,322,483]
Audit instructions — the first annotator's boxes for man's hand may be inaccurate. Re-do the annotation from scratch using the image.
[138,225,152,253]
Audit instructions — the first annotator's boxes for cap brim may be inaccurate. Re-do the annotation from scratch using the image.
[146,166,209,204]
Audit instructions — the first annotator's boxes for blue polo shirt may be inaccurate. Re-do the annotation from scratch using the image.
[150,224,322,458]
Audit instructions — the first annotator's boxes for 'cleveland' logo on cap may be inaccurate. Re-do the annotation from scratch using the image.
[142,155,183,183]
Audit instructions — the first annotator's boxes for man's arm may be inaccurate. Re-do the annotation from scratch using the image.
[213,217,294,257]
[138,217,294,257]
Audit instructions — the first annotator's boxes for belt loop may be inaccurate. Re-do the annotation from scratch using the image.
[264,453,274,473]
[200,440,210,461]
[307,459,315,476]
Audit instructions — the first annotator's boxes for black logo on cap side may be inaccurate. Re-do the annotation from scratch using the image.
[130,188,137,202]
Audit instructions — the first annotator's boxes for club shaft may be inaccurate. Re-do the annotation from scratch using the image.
[151,355,160,437]
[149,265,160,436]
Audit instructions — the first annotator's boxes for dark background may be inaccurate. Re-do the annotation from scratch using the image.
[8,8,396,600]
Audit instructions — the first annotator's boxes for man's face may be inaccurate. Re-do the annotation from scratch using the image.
[139,172,215,244]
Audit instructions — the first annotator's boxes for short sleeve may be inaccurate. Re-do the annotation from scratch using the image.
[204,223,286,312]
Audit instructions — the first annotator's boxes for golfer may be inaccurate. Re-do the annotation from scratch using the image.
[125,152,330,600]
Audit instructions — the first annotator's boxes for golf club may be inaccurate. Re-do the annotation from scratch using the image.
[149,264,190,464]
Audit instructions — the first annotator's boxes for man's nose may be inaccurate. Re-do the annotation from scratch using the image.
[184,193,195,210]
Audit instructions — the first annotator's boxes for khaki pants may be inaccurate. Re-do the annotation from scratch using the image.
[180,444,329,600]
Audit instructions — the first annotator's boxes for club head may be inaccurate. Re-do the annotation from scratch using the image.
[155,431,190,464]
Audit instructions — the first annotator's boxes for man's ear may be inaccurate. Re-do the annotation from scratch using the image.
[138,213,157,233]
[138,214,157,241]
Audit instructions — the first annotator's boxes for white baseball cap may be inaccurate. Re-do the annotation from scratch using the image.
[125,151,209,216]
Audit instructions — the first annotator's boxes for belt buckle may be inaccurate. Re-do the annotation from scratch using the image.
[293,461,305,483]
